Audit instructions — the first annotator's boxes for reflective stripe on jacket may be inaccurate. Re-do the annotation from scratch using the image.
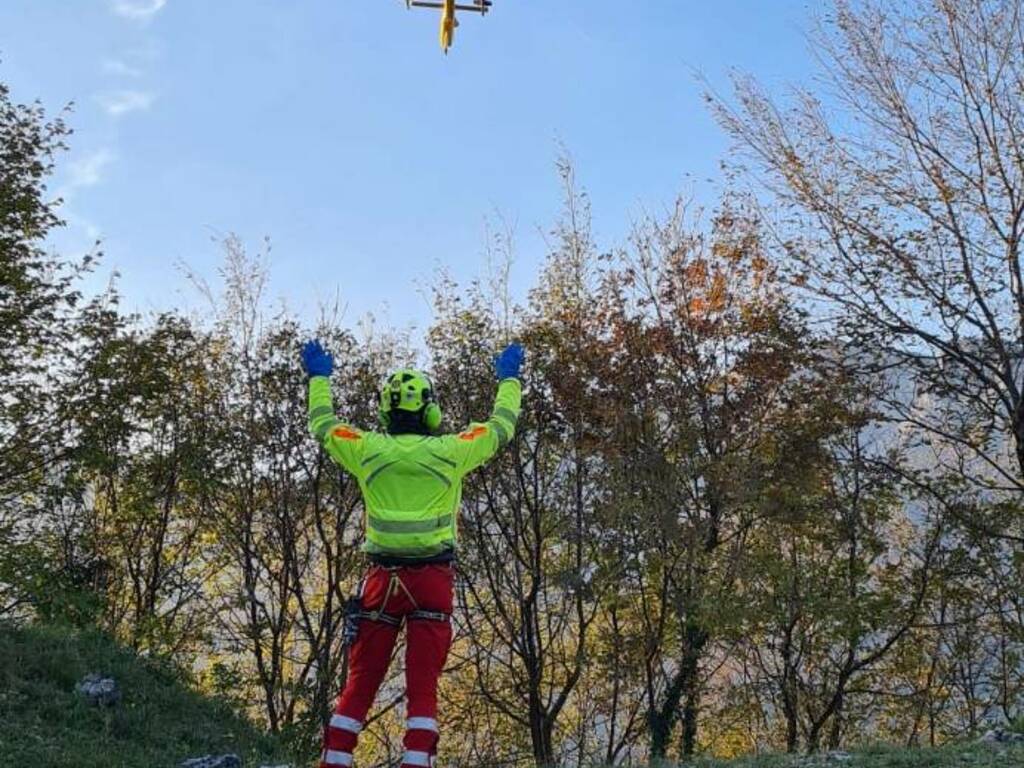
[308,376,522,558]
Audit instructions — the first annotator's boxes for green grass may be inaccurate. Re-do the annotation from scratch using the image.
[3,621,1021,768]
[0,621,298,768]
[680,741,1024,768]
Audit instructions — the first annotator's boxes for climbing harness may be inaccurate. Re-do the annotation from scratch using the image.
[343,567,450,648]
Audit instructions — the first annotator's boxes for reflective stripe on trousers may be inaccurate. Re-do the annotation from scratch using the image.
[401,750,432,767]
[322,749,353,766]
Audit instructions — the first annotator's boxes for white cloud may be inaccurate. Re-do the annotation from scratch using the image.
[68,149,116,190]
[97,90,155,117]
[52,207,107,255]
[101,44,160,78]
[102,58,144,78]
[51,150,115,252]
[110,0,167,20]
[56,149,116,213]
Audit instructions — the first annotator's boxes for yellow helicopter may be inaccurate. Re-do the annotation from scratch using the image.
[405,0,493,53]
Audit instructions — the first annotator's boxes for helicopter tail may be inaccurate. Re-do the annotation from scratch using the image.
[440,0,457,53]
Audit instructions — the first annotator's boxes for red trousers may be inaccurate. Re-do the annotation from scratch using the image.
[320,563,454,768]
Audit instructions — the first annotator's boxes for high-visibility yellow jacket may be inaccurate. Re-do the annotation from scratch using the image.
[308,376,522,559]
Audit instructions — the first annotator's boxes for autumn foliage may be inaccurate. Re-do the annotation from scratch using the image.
[3,1,1024,764]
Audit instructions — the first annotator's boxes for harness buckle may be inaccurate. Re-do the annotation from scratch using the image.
[358,610,402,626]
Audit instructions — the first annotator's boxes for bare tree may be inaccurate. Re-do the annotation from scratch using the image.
[713,0,1024,499]
[196,238,380,742]
[598,198,813,759]
[429,162,608,767]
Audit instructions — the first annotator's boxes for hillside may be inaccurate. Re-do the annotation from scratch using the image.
[2,620,1023,768]
[0,622,298,768]
[691,742,1024,768]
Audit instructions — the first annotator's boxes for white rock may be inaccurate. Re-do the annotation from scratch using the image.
[178,756,241,768]
[74,673,121,707]
[979,727,1024,744]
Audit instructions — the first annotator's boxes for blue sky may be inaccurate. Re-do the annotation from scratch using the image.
[1,0,816,331]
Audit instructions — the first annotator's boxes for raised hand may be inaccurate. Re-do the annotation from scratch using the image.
[301,339,334,378]
[494,342,524,381]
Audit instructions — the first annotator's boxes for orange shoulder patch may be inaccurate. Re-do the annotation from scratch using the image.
[332,426,361,441]
[458,425,488,441]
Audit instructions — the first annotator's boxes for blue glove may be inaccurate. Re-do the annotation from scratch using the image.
[301,339,334,378]
[494,342,524,381]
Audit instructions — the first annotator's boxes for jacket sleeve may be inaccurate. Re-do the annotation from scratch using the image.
[308,375,367,476]
[452,378,522,475]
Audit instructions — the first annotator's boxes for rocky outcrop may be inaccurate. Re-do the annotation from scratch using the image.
[980,727,1024,744]
[74,674,121,707]
[178,755,242,768]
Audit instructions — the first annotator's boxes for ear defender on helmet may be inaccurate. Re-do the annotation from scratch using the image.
[422,395,442,432]
[377,388,393,428]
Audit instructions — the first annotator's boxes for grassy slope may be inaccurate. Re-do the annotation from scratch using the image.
[0,622,298,768]
[685,742,1024,768]
[3,622,1022,768]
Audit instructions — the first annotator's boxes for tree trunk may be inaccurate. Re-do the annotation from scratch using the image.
[781,618,799,752]
[678,622,707,759]
[529,708,556,767]
[782,675,798,753]
[1014,405,1024,485]
[828,696,843,750]
[651,620,709,762]
[648,671,685,761]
